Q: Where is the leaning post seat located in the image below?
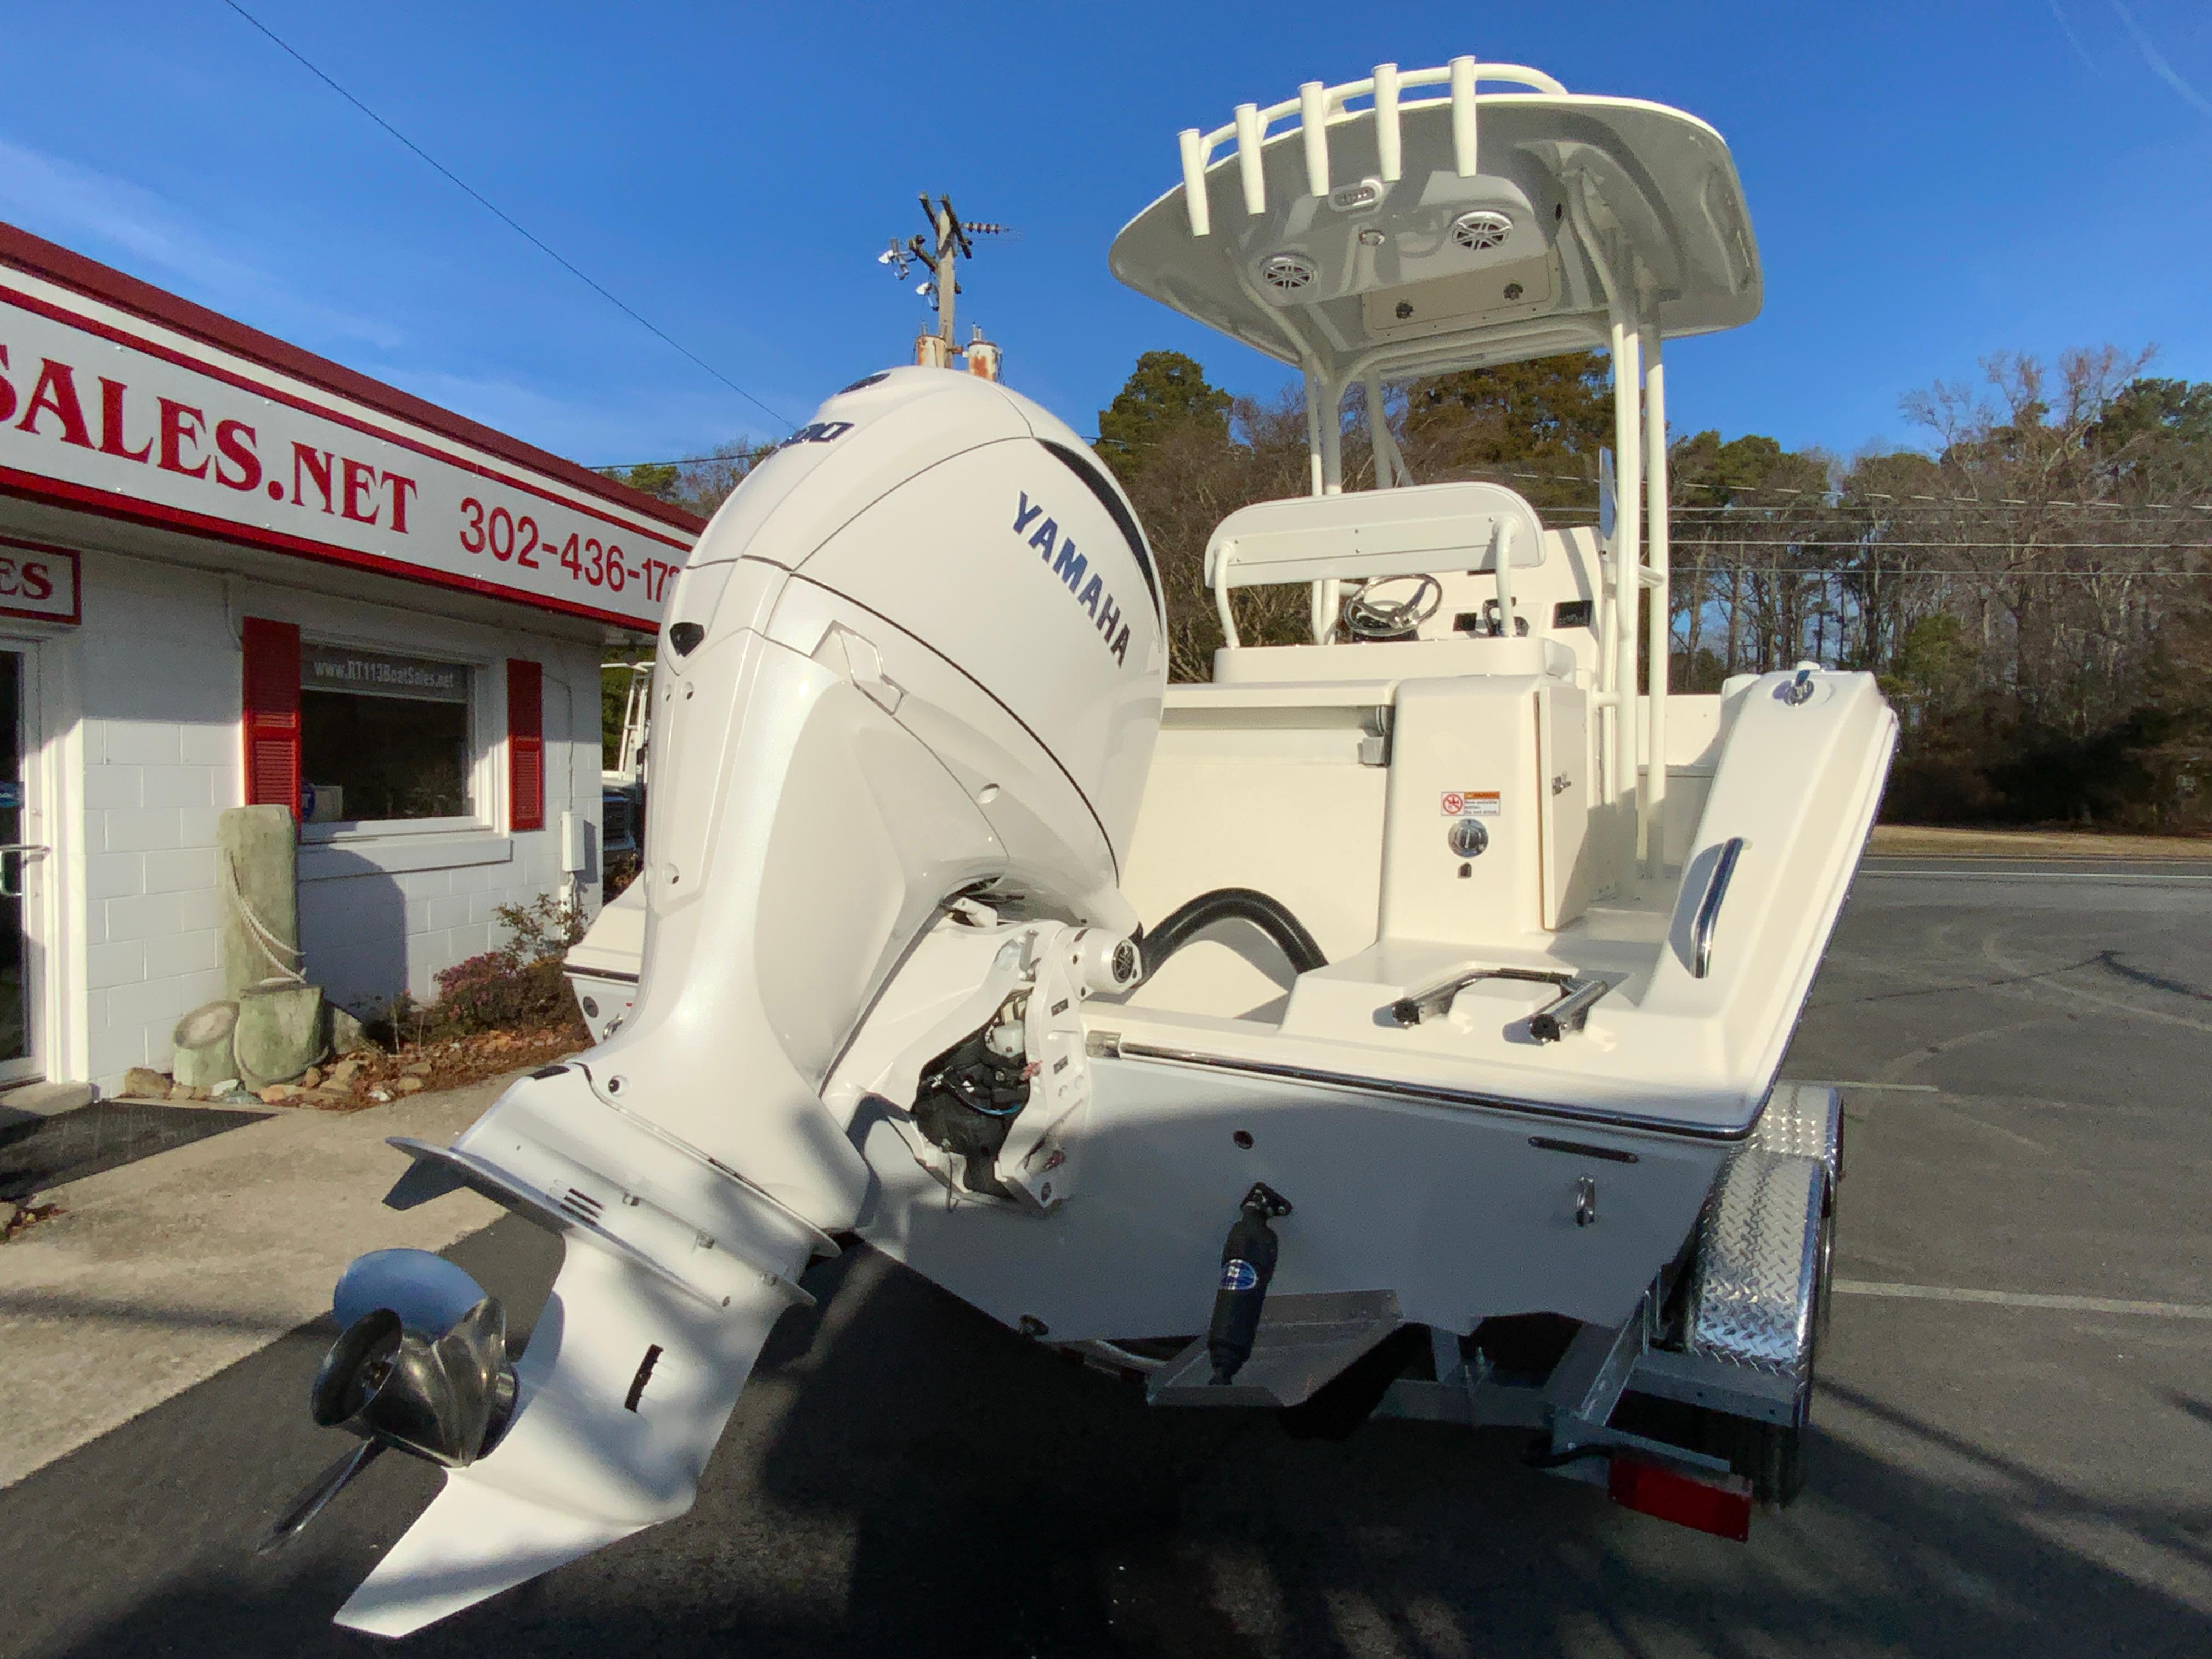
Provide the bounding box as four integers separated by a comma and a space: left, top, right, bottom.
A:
1204, 479, 1548, 649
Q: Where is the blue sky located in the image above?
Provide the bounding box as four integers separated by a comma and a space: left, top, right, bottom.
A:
4, 2, 2208, 473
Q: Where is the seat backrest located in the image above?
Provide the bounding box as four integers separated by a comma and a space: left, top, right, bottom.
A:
1210, 634, 1575, 685
1204, 480, 1546, 595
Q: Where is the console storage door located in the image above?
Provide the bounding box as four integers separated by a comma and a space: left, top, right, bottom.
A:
1539, 681, 1594, 930
1379, 676, 1544, 940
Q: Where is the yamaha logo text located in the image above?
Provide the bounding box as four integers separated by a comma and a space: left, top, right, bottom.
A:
1012, 490, 1133, 665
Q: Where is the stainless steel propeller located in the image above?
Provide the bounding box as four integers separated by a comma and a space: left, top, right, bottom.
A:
253, 1251, 516, 1556
254, 1439, 386, 1556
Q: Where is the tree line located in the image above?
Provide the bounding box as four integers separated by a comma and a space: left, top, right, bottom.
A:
596, 349, 2212, 832
1093, 346, 2212, 833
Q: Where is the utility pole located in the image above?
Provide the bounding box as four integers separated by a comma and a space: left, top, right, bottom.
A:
877, 194, 1009, 377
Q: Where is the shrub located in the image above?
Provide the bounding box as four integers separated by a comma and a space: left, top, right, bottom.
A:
430, 894, 589, 1039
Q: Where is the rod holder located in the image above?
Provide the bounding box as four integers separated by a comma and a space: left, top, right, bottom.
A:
1179, 128, 1210, 236
1530, 975, 1615, 1043
1451, 55, 1479, 175
1374, 63, 1403, 181
1299, 81, 1330, 198
1235, 104, 1266, 214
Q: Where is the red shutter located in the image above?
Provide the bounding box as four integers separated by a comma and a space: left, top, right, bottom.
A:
241, 617, 301, 817
507, 658, 545, 832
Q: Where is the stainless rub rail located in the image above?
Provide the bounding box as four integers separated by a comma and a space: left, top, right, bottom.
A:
1090, 1036, 1762, 1142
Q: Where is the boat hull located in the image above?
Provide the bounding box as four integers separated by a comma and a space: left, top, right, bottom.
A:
856, 1051, 1730, 1341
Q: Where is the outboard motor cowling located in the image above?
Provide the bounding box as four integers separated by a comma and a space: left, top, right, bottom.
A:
273, 369, 1168, 1636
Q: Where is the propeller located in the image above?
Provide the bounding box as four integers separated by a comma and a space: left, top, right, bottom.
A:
254, 1250, 516, 1556
255, 1440, 386, 1555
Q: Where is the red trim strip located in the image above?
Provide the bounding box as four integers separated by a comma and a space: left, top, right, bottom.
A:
0, 219, 707, 536
0, 466, 655, 634
0, 281, 690, 554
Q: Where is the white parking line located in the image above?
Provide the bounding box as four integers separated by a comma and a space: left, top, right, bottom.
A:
1835, 1280, 2212, 1320
1793, 1080, 1938, 1093
1863, 869, 2212, 884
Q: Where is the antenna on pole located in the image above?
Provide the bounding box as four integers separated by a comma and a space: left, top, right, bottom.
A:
876, 193, 1010, 379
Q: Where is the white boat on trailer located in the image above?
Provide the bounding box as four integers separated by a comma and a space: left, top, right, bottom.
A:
261, 57, 1895, 1634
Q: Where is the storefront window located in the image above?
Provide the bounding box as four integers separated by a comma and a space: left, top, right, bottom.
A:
300, 644, 472, 825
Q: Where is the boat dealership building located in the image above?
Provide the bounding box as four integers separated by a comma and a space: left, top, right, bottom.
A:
0, 222, 692, 1098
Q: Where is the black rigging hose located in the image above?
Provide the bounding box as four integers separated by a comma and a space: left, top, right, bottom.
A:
1134, 888, 1328, 987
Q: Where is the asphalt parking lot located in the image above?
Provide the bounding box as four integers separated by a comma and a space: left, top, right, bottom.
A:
6, 859, 2211, 1658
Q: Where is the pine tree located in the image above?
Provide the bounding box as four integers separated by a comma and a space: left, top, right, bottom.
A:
1096, 351, 1232, 481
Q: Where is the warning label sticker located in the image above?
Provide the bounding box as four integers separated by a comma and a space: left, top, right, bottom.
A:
1440, 790, 1503, 818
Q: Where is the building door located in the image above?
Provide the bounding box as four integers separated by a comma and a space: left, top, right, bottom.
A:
0, 649, 44, 1084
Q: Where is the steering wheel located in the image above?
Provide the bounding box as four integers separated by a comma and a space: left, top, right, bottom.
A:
1342, 573, 1443, 641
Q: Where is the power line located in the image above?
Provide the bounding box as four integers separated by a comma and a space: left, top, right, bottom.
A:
593, 449, 774, 471
603, 439, 2210, 517
1637, 555, 2203, 562
1663, 509, 2200, 518
1766, 570, 2209, 577
1652, 540, 2211, 551
221, 1, 794, 432
1435, 467, 2212, 510
1090, 439, 2211, 511
1533, 507, 2196, 520
1662, 499, 2211, 513
586, 450, 2206, 522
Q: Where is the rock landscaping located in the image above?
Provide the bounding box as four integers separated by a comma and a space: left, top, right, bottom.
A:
120, 1025, 586, 1110
116, 894, 594, 1110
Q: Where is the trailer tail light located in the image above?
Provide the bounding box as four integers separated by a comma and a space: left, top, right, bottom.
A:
1607, 1456, 1753, 1542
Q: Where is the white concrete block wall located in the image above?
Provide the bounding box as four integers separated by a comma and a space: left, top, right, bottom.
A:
69, 560, 236, 1083
53, 551, 608, 1093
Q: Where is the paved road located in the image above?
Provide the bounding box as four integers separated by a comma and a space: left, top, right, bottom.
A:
8, 864, 2212, 1658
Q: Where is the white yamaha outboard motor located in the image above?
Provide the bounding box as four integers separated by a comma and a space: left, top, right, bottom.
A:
260, 368, 1166, 1634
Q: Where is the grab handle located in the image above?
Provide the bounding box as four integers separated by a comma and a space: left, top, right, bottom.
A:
1690, 837, 1745, 979
0, 842, 48, 901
